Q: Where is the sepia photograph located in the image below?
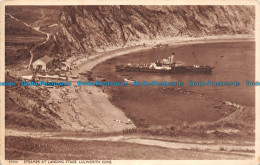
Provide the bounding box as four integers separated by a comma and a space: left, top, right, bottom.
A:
1, 0, 259, 164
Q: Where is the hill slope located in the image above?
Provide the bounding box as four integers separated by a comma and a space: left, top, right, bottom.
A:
44, 5, 254, 57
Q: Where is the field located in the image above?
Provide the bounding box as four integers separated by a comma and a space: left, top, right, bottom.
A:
5, 6, 62, 33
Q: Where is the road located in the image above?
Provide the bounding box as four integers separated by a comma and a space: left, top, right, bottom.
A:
6, 129, 254, 159
5, 13, 51, 69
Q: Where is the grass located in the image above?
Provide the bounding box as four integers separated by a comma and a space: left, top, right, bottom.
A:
123, 106, 254, 140
5, 76, 61, 130
5, 14, 46, 37
5, 11, 47, 65
6, 6, 62, 30
5, 136, 252, 160
5, 35, 46, 65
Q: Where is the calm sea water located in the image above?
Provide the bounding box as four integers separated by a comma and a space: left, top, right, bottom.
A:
93, 41, 255, 107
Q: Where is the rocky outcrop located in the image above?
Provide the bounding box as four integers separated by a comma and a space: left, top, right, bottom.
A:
45, 5, 254, 57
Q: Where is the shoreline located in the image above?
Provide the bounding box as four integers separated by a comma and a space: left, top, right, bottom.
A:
71, 34, 254, 74
54, 35, 254, 132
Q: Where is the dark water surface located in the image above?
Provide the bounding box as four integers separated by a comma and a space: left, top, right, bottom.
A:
92, 41, 255, 126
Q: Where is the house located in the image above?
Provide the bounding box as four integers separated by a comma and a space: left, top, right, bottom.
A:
32, 56, 53, 71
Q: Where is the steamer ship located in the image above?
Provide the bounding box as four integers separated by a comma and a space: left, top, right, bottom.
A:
115, 52, 214, 74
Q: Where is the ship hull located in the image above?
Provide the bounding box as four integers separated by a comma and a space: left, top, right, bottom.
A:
115, 65, 213, 74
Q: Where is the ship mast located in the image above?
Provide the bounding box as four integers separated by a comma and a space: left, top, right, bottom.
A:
170, 52, 176, 68
138, 43, 145, 66
170, 52, 175, 64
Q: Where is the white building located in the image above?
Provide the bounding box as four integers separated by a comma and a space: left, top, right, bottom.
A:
32, 56, 53, 71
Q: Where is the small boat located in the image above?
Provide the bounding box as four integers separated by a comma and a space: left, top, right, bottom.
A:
96, 76, 106, 82
124, 78, 136, 84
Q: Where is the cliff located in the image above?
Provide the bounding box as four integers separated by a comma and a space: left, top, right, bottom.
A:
44, 5, 254, 57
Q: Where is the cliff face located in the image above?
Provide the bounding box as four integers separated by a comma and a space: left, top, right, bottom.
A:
40, 6, 255, 57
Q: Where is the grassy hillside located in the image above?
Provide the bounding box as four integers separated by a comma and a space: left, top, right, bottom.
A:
5, 136, 252, 160
5, 6, 62, 33
5, 76, 61, 130
5, 6, 62, 65
5, 14, 46, 65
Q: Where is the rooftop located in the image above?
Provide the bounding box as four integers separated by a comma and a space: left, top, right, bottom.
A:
37, 55, 53, 64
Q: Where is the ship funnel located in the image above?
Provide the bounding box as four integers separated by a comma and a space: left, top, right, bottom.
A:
170, 52, 175, 64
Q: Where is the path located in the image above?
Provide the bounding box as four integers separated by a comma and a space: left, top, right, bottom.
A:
5, 13, 51, 69
6, 129, 254, 159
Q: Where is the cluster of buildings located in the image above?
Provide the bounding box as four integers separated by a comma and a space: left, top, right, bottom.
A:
8, 55, 71, 81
